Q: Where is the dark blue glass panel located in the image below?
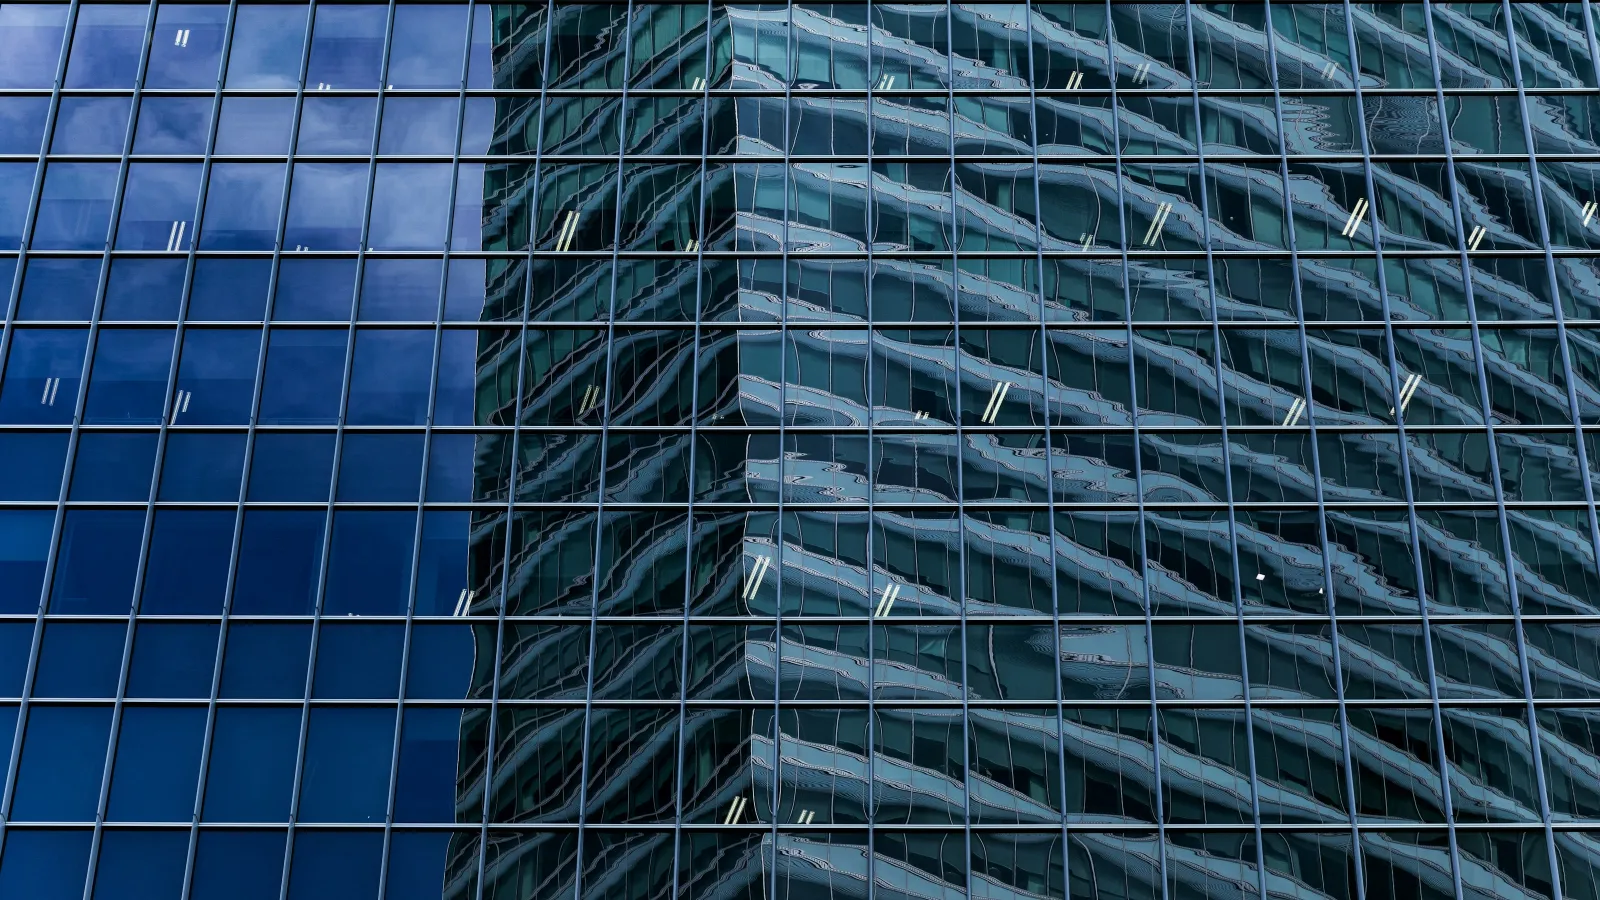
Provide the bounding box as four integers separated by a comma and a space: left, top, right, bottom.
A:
214, 97, 296, 155
0, 431, 69, 500
33, 162, 118, 249
50, 96, 131, 154
126, 621, 218, 698
359, 258, 442, 320
190, 830, 286, 900
0, 509, 52, 612
107, 706, 206, 822
258, 328, 347, 425
296, 97, 377, 155
393, 707, 464, 823
284, 163, 368, 250
200, 163, 286, 250
337, 432, 424, 501
0, 621, 32, 695
347, 329, 434, 425
49, 509, 144, 613
286, 831, 383, 900
389, 5, 469, 89
133, 96, 215, 154
140, 509, 236, 614
64, 4, 148, 88
324, 510, 417, 616
225, 4, 308, 88
91, 830, 190, 900
0, 705, 14, 779
307, 4, 387, 89
174, 328, 262, 423
0, 5, 69, 89
296, 707, 394, 823
312, 623, 404, 699
190, 257, 272, 320
158, 432, 246, 500
0, 255, 13, 309
405, 624, 475, 700
424, 432, 474, 502
0, 830, 92, 900
202, 707, 301, 821
33, 621, 126, 697
69, 431, 158, 500
220, 622, 311, 699
116, 162, 203, 251
83, 327, 175, 424
369, 164, 453, 250
0, 328, 87, 423
274, 257, 357, 320
102, 258, 187, 320
0, 96, 48, 154
378, 98, 460, 155
18, 257, 101, 320
232, 510, 324, 615
248, 432, 336, 500
9, 706, 113, 821
415, 511, 470, 617
384, 831, 457, 900
145, 5, 228, 89
443, 258, 489, 320
0, 162, 36, 248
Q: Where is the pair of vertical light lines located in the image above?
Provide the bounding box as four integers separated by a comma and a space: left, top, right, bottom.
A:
720, 797, 817, 825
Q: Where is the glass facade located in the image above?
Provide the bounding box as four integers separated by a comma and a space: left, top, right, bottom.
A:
4, 0, 1600, 898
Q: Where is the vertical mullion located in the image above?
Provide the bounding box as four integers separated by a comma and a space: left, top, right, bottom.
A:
768, 3, 794, 895
863, 2, 878, 893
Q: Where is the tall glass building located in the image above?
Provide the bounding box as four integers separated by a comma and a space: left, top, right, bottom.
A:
5, 1, 1600, 899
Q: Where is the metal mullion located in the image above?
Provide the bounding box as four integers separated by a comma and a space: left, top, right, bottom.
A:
769, 4, 794, 894
1178, 5, 1270, 898
0, 0, 84, 852
1259, 2, 1370, 895
1019, 0, 1071, 889
863, 1, 879, 896
572, 2, 635, 893
75, 2, 180, 896
1361, 4, 1467, 896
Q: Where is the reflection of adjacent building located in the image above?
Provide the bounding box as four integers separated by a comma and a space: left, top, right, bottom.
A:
450, 4, 1600, 899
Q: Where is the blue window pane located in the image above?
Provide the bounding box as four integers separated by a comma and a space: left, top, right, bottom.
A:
49, 509, 144, 614
287, 831, 382, 900
378, 97, 460, 155
369, 164, 453, 250
248, 432, 335, 501
337, 432, 424, 501
312, 623, 404, 699
190, 830, 286, 900
116, 163, 202, 250
64, 4, 148, 88
200, 163, 285, 250
415, 511, 470, 617
389, 5, 470, 89
424, 432, 474, 502
9, 706, 113, 821
284, 163, 368, 251
18, 256, 100, 320
133, 96, 215, 155
347, 329, 434, 425
0, 328, 87, 423
146, 4, 228, 89
384, 831, 459, 900
158, 432, 246, 500
232, 510, 324, 615
0, 432, 68, 501
50, 96, 131, 154
33, 621, 126, 697
83, 327, 175, 424
258, 328, 347, 425
296, 96, 377, 155
225, 5, 308, 88
220, 623, 311, 699
190, 258, 272, 320
0, 705, 13, 779
107, 706, 206, 822
296, 707, 395, 823
91, 830, 190, 900
0, 256, 14, 309
0, 509, 53, 612
432, 329, 477, 425
443, 258, 490, 321
0, 830, 92, 900
306, 4, 387, 89
202, 708, 301, 822
103, 258, 187, 320
173, 328, 262, 424
405, 624, 476, 700
69, 431, 157, 500
0, 621, 32, 695
126, 621, 218, 699
324, 510, 417, 616
0, 162, 37, 248
274, 257, 357, 320
393, 707, 465, 823
0, 5, 69, 89
359, 258, 442, 320
0, 96, 49, 153
215, 96, 296, 155
33, 163, 118, 250
140, 509, 236, 614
